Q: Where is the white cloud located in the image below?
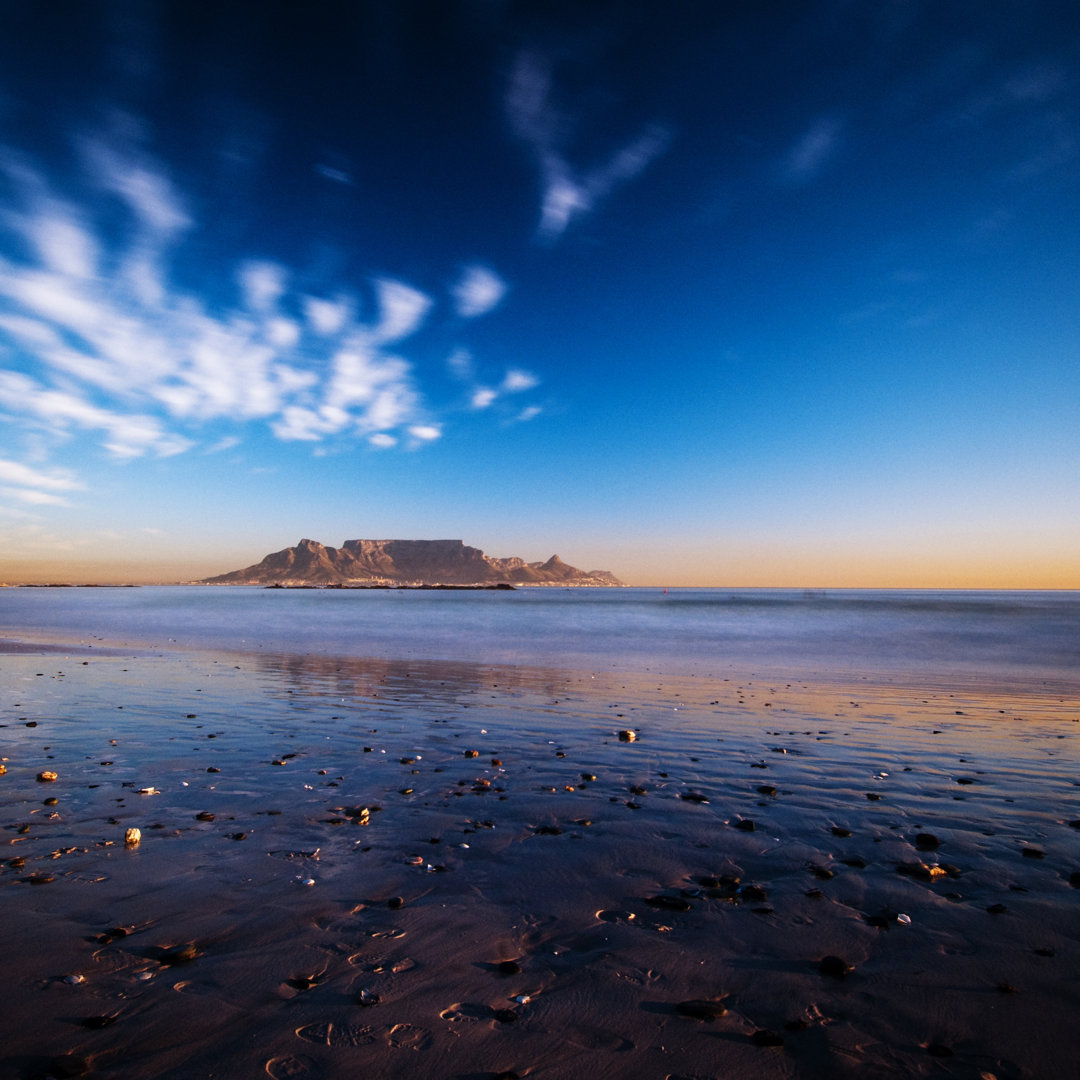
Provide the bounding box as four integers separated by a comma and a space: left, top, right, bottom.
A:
303, 295, 350, 336
446, 347, 474, 380
408, 424, 442, 442
315, 164, 352, 184
782, 117, 843, 183
452, 264, 507, 318
517, 405, 542, 422
0, 128, 535, 479
239, 261, 286, 313
205, 435, 241, 454
502, 368, 539, 393
506, 51, 670, 242
27, 211, 99, 279
368, 278, 431, 344
0, 458, 81, 491
0, 485, 70, 506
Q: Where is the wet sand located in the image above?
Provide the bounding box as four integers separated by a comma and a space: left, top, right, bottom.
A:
1, 644, 1078, 1079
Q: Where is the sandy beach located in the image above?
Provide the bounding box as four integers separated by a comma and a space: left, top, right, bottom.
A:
1, 636, 1078, 1080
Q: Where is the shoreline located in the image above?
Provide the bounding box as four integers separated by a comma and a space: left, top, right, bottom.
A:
1, 643, 1078, 1079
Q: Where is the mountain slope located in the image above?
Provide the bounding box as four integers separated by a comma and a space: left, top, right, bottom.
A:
202, 538, 622, 586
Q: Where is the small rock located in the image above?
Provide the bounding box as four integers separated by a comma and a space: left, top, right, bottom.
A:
158, 943, 198, 966
1021, 847, 1045, 859
676, 999, 727, 1020
493, 1008, 519, 1023
617, 730, 637, 742
915, 833, 940, 850
387, 896, 404, 909
680, 791, 708, 804
751, 1029, 785, 1047
497, 959, 522, 975
818, 955, 853, 978
37, 771, 58, 783
196, 811, 215, 822
830, 826, 852, 838
645, 895, 692, 912
733, 819, 756, 832
124, 828, 141, 847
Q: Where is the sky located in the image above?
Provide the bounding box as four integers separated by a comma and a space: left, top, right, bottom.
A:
0, 1, 1077, 587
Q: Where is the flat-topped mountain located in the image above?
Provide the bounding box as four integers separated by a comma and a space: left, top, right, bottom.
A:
201, 538, 623, 587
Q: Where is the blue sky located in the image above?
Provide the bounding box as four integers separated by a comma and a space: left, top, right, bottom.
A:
0, 1, 1077, 586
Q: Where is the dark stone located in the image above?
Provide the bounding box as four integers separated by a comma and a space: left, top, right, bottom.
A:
915, 833, 940, 850
733, 819, 756, 832
830, 826, 852, 837
534, 825, 562, 836
751, 1029, 785, 1047
388, 896, 404, 909
986, 903, 1009, 914
676, 999, 727, 1021
493, 1008, 519, 1023
818, 955, 852, 978
81, 1015, 118, 1029
680, 792, 708, 804
196, 811, 215, 822
1021, 847, 1045, 859
158, 943, 198, 966
497, 960, 522, 975
645, 894, 692, 912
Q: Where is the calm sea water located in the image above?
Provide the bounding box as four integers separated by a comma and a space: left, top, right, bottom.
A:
1, 586, 1077, 684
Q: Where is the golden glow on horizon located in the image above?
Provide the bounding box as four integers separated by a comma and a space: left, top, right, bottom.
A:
2, 550, 1076, 589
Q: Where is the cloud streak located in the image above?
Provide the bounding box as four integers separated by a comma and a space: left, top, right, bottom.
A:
0, 135, 537, 488
506, 51, 670, 242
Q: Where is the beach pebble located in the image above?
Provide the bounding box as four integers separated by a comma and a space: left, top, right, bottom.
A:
617, 730, 637, 742
733, 819, 756, 832
830, 826, 852, 838
751, 1029, 785, 1047
64, 974, 86, 985
80, 1015, 118, 1029
915, 833, 941, 850
497, 960, 522, 975
675, 999, 726, 1020
645, 895, 692, 912
818, 955, 853, 978
196, 811, 215, 822
680, 791, 708, 804
124, 828, 141, 847
37, 771, 58, 783
388, 896, 404, 909
1021, 847, 1044, 859
158, 943, 198, 966
493, 1008, 519, 1023
355, 989, 381, 1006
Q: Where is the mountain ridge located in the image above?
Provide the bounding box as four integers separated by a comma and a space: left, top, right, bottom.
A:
201, 538, 623, 587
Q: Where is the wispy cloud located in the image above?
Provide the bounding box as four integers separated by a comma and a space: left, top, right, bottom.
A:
0, 133, 519, 486
506, 51, 670, 242
451, 264, 507, 318
781, 116, 843, 184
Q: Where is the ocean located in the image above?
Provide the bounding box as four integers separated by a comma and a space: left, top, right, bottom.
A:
1, 585, 1077, 684
2, 585, 1079, 1078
